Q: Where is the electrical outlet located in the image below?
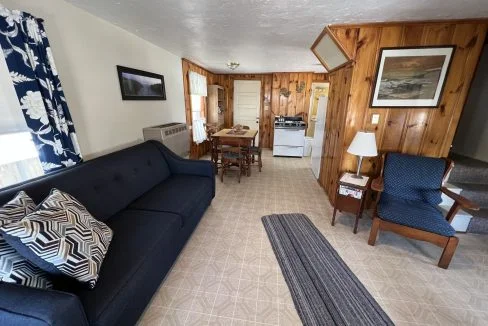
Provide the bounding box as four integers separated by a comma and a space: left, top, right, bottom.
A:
371, 114, 380, 125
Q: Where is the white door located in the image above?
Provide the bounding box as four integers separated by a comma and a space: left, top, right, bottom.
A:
233, 80, 261, 145
311, 96, 327, 179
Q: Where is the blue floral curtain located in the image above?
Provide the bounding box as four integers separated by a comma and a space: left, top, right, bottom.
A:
0, 8, 82, 172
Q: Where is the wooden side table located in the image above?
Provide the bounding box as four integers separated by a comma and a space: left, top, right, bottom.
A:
332, 172, 371, 234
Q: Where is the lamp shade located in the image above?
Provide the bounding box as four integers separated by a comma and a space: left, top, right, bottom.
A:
347, 131, 378, 157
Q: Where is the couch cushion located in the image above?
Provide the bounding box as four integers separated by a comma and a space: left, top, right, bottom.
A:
383, 153, 446, 206
129, 175, 213, 224
1, 189, 113, 289
68, 209, 182, 325
0, 191, 52, 290
0, 142, 172, 222
378, 193, 455, 237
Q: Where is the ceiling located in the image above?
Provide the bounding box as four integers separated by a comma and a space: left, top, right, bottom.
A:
66, 0, 488, 74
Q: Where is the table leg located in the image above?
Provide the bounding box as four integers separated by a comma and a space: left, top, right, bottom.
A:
353, 213, 360, 234
332, 207, 337, 226
354, 195, 366, 233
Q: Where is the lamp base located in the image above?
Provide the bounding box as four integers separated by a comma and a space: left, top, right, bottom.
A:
352, 156, 364, 180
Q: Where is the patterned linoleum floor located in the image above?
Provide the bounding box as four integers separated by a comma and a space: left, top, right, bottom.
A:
138, 150, 488, 326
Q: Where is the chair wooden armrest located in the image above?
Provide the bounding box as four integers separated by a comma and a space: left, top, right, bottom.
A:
441, 187, 479, 211
371, 177, 384, 192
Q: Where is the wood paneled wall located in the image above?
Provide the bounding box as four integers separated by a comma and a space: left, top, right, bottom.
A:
319, 20, 488, 202
212, 74, 273, 148
181, 59, 217, 158
318, 66, 353, 197
213, 72, 327, 148
182, 60, 327, 153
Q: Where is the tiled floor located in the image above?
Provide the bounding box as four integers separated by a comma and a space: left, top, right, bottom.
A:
138, 150, 488, 326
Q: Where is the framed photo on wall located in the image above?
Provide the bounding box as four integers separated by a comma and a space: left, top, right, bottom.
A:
370, 46, 455, 108
117, 65, 166, 100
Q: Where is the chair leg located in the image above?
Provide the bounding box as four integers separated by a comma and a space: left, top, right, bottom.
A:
258, 152, 262, 172
220, 161, 225, 183
438, 236, 459, 269
368, 217, 381, 246
238, 159, 241, 183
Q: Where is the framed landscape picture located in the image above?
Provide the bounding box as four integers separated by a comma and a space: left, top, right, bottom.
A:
117, 65, 166, 100
370, 46, 455, 108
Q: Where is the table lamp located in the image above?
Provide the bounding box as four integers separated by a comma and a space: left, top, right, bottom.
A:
347, 131, 378, 179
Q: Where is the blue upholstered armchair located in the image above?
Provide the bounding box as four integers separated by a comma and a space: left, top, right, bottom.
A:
368, 153, 478, 269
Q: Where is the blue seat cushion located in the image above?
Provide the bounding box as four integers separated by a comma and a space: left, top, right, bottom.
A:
64, 209, 182, 325
383, 153, 446, 206
129, 175, 213, 225
378, 194, 455, 237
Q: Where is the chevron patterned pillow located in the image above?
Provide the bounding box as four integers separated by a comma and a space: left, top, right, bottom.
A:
0, 189, 113, 289
0, 191, 53, 289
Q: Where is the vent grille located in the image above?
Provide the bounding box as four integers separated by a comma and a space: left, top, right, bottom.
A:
143, 123, 189, 157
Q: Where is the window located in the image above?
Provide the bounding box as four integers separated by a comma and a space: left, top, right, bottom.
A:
0, 132, 43, 188
191, 94, 204, 120
0, 44, 43, 188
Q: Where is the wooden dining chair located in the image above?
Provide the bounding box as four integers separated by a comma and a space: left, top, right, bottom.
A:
218, 137, 247, 183
240, 126, 262, 172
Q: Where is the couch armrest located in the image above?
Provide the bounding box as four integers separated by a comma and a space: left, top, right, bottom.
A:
151, 141, 215, 197
0, 283, 88, 326
371, 177, 384, 192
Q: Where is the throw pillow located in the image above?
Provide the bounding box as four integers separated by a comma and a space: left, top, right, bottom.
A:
0, 189, 113, 289
0, 191, 52, 289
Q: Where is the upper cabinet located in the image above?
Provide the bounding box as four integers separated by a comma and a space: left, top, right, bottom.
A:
207, 85, 225, 130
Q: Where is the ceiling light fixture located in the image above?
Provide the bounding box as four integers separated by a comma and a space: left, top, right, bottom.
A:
227, 62, 240, 70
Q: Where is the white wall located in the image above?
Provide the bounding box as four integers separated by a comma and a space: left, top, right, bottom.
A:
2, 0, 185, 159
452, 45, 488, 162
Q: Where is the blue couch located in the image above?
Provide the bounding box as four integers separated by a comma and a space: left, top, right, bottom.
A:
0, 141, 215, 326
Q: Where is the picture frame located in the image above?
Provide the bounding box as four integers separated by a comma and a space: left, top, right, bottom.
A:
310, 26, 352, 73
370, 46, 455, 108
116, 65, 166, 100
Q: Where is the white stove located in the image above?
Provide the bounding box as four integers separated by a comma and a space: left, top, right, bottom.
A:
273, 116, 306, 157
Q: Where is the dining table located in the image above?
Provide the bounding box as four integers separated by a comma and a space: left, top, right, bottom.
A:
210, 128, 258, 176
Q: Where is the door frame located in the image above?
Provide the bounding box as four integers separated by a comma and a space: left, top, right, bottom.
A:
233, 79, 262, 144
307, 83, 329, 136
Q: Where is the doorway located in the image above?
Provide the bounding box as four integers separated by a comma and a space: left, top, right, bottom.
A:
307, 83, 329, 137
233, 80, 261, 145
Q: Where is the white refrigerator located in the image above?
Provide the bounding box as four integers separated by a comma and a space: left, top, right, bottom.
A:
311, 96, 327, 179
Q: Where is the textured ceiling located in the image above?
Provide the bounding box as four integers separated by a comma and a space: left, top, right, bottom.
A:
66, 0, 488, 73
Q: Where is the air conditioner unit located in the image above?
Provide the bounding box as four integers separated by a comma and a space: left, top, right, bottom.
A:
143, 123, 190, 158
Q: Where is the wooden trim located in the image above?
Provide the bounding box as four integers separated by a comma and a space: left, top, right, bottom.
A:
371, 177, 384, 192
438, 236, 459, 269
311, 26, 353, 72
368, 217, 381, 245
326, 60, 354, 73
441, 187, 480, 210
182, 58, 214, 75
375, 217, 449, 247
330, 18, 488, 29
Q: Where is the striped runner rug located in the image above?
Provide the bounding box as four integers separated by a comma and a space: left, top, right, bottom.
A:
262, 213, 394, 326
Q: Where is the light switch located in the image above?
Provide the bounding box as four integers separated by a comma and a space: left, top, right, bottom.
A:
371, 114, 380, 125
